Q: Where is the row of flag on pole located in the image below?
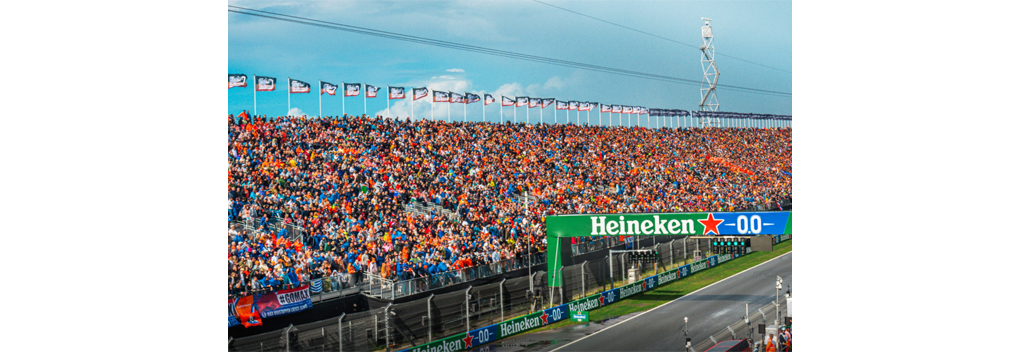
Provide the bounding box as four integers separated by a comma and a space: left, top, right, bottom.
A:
228, 74, 407, 99
229, 74, 652, 115
229, 73, 792, 121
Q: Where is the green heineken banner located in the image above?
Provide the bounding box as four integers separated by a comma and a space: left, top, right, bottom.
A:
570, 311, 589, 322
545, 211, 792, 286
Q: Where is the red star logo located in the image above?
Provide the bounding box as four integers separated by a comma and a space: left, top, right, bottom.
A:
642, 281, 647, 290
462, 333, 474, 348
699, 213, 723, 235
598, 294, 605, 306
540, 311, 550, 324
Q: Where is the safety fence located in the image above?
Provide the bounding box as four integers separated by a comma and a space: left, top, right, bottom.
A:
227, 235, 790, 351
360, 252, 546, 300
691, 297, 789, 352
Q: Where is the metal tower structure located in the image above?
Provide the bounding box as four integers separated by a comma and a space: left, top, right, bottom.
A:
698, 17, 720, 128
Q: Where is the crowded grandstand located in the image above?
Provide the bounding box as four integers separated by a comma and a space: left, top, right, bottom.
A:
227, 113, 792, 298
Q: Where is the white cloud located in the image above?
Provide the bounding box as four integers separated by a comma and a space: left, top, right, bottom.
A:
287, 107, 307, 117
446, 68, 464, 73
542, 76, 566, 91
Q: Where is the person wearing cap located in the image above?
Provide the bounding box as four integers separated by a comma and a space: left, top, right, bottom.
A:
765, 333, 777, 352
777, 327, 787, 351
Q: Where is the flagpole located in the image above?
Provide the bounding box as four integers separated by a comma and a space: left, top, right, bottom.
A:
366, 87, 369, 117
500, 103, 503, 124
412, 95, 415, 121
599, 106, 602, 126
587, 109, 590, 126
342, 83, 346, 117
387, 88, 390, 119
288, 78, 291, 116
253, 78, 257, 117
514, 105, 517, 124
464, 100, 466, 122
540, 102, 543, 124
431, 98, 434, 121
554, 101, 557, 124
483, 100, 486, 122
526, 103, 529, 124
447, 100, 450, 122
318, 80, 322, 118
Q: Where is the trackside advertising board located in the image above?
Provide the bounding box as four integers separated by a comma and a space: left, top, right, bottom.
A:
399, 235, 792, 352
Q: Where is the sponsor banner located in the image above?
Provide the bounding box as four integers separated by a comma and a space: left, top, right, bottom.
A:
413, 87, 429, 100
320, 81, 337, 96
709, 255, 718, 268
434, 91, 450, 103
403, 332, 467, 352
528, 97, 540, 108
228, 74, 247, 88
255, 76, 276, 92
622, 106, 632, 114
253, 285, 313, 319
484, 93, 495, 105
366, 84, 379, 98
570, 311, 589, 322
501, 95, 514, 106
717, 253, 733, 264
541, 98, 554, 108
657, 266, 679, 285
643, 276, 658, 291
515, 96, 528, 107
676, 264, 692, 280
619, 281, 644, 300
344, 83, 361, 97
689, 258, 710, 274
463, 325, 498, 349
555, 100, 568, 110
600, 104, 611, 113
389, 86, 405, 99
289, 79, 311, 94
611, 105, 622, 113
567, 294, 603, 313
466, 93, 481, 104
546, 212, 792, 239
450, 92, 465, 103
568, 101, 578, 110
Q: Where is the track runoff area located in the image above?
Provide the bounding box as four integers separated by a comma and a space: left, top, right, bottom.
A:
400, 211, 792, 352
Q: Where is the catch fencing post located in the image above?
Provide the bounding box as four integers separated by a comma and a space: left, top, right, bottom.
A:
465, 286, 472, 332
338, 312, 345, 352
669, 240, 675, 270
558, 266, 564, 306
499, 278, 506, 321
374, 314, 378, 343
427, 294, 434, 342
285, 324, 294, 352
609, 251, 614, 289
385, 303, 392, 352
581, 261, 587, 297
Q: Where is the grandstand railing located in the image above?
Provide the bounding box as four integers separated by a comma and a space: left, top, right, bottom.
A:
358, 252, 547, 300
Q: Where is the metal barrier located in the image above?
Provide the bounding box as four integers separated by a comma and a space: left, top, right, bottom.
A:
358, 253, 547, 300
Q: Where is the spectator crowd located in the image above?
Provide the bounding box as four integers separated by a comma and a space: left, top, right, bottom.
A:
227, 113, 792, 298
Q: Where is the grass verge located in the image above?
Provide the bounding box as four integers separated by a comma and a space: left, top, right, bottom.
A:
526, 239, 792, 334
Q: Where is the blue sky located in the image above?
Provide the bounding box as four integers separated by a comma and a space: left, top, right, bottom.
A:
228, 0, 791, 122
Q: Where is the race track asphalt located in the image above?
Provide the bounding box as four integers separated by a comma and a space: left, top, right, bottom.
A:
471, 251, 792, 352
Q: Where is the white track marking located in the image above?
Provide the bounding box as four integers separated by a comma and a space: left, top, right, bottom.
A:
548, 251, 792, 352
